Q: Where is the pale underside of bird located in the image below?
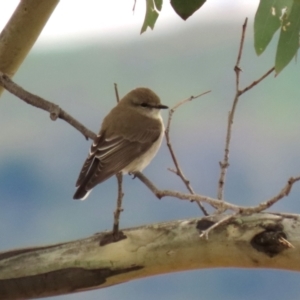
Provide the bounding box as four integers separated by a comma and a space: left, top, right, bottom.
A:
73, 87, 168, 200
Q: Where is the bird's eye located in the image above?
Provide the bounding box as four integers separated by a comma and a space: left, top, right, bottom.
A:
140, 103, 148, 107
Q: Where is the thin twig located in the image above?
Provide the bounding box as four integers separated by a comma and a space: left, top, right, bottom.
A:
278, 237, 295, 249
199, 213, 238, 239
217, 18, 275, 204
135, 172, 300, 215
240, 176, 300, 214
132, 0, 137, 12
239, 67, 275, 95
113, 173, 124, 236
165, 91, 211, 216
217, 18, 248, 202
114, 83, 120, 102
0, 71, 96, 140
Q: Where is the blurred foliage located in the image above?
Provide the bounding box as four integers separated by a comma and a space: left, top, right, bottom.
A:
140, 0, 162, 33
141, 0, 300, 74
254, 0, 300, 74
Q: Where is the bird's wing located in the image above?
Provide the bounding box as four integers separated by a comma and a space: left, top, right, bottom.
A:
75, 126, 161, 191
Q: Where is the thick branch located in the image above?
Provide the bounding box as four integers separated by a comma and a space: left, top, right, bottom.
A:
0, 0, 59, 96
0, 213, 298, 299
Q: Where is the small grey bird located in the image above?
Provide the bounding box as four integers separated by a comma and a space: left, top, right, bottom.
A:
73, 87, 168, 200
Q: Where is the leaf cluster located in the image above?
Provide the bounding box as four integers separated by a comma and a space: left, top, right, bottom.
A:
141, 0, 300, 74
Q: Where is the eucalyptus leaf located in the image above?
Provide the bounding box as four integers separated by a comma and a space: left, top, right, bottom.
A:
154, 0, 162, 11
171, 0, 206, 20
141, 0, 160, 34
275, 0, 300, 74
254, 0, 293, 55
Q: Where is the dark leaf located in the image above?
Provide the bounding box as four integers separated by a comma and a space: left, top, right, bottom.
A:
154, 0, 162, 11
171, 0, 206, 20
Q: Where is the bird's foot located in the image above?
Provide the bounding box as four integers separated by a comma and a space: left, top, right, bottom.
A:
99, 228, 127, 246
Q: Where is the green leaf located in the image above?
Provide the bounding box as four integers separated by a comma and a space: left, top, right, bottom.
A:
141, 0, 160, 34
275, 0, 300, 74
154, 0, 162, 11
171, 0, 206, 20
254, 0, 293, 55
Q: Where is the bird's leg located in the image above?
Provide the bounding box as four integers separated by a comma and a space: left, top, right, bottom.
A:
100, 172, 127, 246
113, 172, 125, 237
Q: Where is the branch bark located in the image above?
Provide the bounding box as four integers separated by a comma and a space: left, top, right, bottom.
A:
0, 213, 298, 299
0, 0, 59, 96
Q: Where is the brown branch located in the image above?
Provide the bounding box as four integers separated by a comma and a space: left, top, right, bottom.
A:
217, 18, 275, 204
0, 71, 96, 140
239, 67, 275, 95
165, 91, 211, 216
217, 18, 248, 202
136, 172, 300, 215
241, 176, 300, 214
114, 83, 120, 102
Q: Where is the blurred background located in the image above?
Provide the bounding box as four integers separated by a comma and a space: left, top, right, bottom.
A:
1, 0, 300, 299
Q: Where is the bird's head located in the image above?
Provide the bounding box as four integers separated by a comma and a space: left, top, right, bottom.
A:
121, 87, 168, 118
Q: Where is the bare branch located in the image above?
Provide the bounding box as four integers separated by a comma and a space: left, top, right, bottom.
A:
217, 18, 274, 203
136, 172, 300, 215
239, 67, 275, 95
241, 176, 300, 214
0, 0, 59, 96
0, 71, 96, 140
114, 83, 120, 102
165, 91, 211, 216
217, 18, 248, 201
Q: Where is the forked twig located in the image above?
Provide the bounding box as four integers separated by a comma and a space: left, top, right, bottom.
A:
217, 18, 275, 203
135, 172, 300, 216
165, 91, 211, 216
217, 18, 248, 202
239, 67, 275, 95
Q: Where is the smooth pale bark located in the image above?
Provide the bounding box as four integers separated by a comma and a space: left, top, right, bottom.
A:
0, 213, 299, 299
0, 0, 59, 96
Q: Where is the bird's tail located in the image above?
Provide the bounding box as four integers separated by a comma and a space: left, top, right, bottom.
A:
73, 159, 100, 200
73, 186, 91, 200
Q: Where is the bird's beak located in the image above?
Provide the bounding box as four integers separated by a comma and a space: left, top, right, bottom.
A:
157, 104, 169, 109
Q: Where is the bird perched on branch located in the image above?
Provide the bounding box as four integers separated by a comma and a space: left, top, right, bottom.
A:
73, 87, 168, 200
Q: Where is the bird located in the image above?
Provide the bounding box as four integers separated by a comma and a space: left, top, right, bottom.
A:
73, 87, 168, 200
